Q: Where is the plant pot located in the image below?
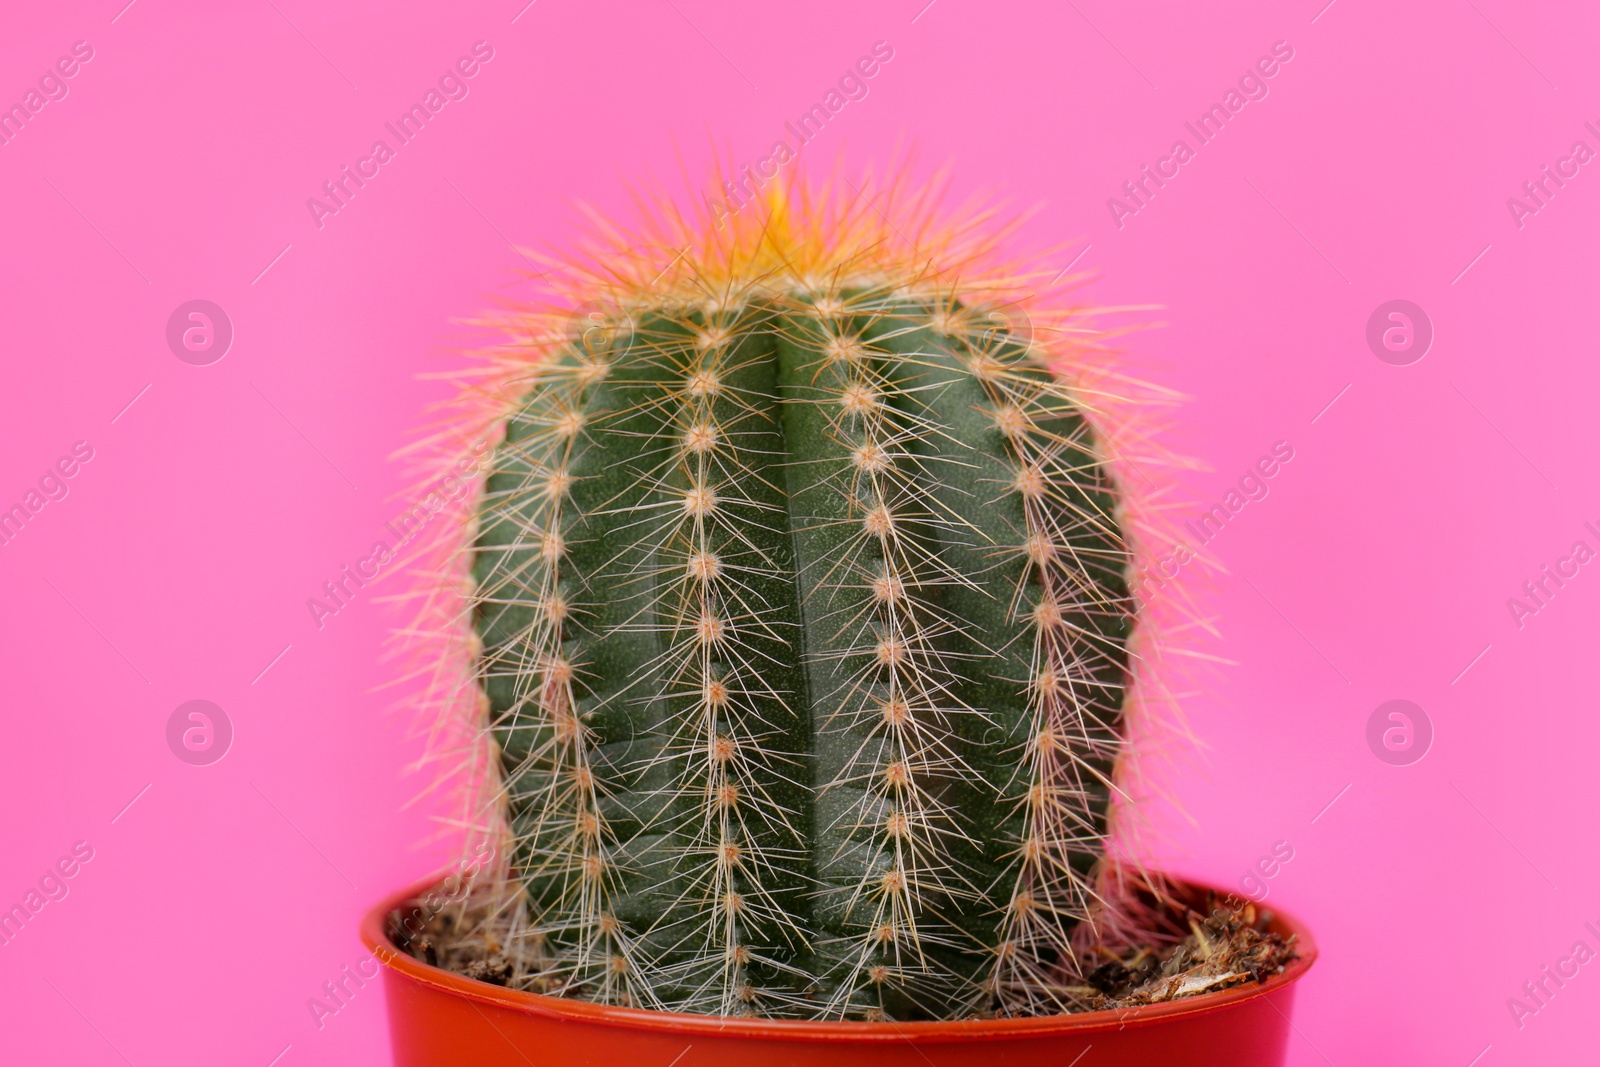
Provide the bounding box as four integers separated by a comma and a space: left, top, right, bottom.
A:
363, 877, 1317, 1066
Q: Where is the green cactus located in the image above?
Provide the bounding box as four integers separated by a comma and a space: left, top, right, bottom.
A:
463, 184, 1134, 1021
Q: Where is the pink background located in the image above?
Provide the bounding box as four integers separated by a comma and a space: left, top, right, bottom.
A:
2, 1, 1597, 1063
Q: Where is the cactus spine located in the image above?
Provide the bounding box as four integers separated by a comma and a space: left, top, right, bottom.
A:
465, 181, 1134, 1021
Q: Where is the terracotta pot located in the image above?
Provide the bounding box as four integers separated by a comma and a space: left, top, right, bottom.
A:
363, 877, 1316, 1067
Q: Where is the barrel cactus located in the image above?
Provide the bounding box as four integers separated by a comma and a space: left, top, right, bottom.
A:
436, 174, 1143, 1022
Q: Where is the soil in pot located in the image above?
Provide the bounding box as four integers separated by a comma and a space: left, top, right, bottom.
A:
390, 879, 1299, 1019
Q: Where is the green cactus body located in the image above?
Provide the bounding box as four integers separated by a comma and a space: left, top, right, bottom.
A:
470, 270, 1132, 1020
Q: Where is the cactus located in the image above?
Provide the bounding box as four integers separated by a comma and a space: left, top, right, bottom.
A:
452, 175, 1139, 1022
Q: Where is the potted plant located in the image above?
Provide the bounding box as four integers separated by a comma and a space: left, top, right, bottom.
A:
365, 170, 1316, 1066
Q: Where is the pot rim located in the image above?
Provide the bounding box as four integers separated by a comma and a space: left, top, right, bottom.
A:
363, 874, 1316, 1045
